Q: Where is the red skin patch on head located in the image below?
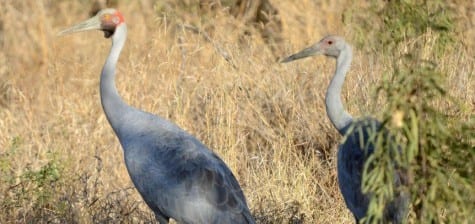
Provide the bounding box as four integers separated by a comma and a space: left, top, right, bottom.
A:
114, 10, 125, 24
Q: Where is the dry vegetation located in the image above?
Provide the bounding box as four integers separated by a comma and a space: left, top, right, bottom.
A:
0, 0, 473, 223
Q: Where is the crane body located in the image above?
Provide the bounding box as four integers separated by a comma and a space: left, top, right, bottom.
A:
282, 35, 408, 223
59, 8, 255, 224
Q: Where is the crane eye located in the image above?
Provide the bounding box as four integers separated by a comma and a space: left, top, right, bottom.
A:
328, 40, 333, 45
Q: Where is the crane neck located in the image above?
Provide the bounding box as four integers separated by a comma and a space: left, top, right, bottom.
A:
100, 24, 131, 134
325, 44, 354, 135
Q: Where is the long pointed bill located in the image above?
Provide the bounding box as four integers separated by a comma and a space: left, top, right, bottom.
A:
58, 15, 102, 36
280, 45, 322, 63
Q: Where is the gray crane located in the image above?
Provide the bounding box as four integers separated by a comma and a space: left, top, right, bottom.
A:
59, 8, 255, 224
281, 35, 408, 223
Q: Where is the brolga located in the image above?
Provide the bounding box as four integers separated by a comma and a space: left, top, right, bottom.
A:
281, 35, 408, 223
59, 9, 255, 224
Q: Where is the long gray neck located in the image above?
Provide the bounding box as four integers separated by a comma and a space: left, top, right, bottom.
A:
325, 44, 354, 135
100, 24, 131, 133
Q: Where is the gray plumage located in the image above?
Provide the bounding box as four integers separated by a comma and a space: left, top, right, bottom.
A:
59, 8, 255, 224
281, 35, 408, 223
338, 119, 408, 223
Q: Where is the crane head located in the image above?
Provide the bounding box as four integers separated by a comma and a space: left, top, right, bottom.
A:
280, 35, 347, 63
58, 8, 125, 39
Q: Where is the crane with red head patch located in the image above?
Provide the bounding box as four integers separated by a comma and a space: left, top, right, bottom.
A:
58, 8, 124, 38
59, 8, 255, 224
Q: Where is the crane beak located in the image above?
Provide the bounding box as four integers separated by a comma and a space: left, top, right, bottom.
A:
58, 15, 102, 36
280, 45, 322, 63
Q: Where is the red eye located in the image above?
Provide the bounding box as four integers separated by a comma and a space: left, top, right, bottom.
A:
328, 40, 333, 45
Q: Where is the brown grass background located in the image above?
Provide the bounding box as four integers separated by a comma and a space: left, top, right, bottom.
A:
0, 0, 473, 223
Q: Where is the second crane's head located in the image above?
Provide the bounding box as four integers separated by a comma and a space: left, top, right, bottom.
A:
281, 35, 348, 63
58, 8, 125, 39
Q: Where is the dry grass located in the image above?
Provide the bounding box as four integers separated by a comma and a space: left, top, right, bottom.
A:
0, 0, 473, 223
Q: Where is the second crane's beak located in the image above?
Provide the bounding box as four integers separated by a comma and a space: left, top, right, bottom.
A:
58, 15, 102, 36
280, 45, 323, 63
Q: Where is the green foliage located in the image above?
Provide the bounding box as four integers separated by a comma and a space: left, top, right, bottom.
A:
344, 0, 455, 57
372, 53, 474, 223
0, 147, 156, 223
0, 147, 69, 223
0, 136, 22, 184
360, 121, 405, 223
376, 0, 454, 55
345, 0, 474, 223
22, 158, 61, 208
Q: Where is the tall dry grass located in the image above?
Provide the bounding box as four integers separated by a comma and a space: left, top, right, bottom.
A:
0, 0, 473, 223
